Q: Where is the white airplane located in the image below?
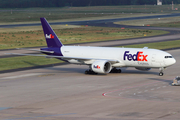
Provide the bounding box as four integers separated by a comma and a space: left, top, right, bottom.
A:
8, 18, 176, 76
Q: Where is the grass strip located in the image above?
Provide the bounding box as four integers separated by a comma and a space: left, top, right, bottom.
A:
122, 40, 180, 49
0, 56, 63, 71
0, 27, 168, 50
151, 22, 180, 28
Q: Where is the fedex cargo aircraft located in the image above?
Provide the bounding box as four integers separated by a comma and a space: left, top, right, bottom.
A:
9, 18, 176, 76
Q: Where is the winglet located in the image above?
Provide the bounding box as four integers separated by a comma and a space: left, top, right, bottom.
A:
40, 18, 63, 48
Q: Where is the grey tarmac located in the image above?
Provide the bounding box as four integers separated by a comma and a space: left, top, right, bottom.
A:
0, 49, 179, 120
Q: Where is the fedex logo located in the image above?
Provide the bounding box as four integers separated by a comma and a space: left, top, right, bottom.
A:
94, 65, 101, 69
46, 34, 54, 39
124, 51, 148, 61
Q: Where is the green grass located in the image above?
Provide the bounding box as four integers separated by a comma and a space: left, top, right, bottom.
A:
0, 56, 63, 71
122, 40, 180, 49
0, 40, 180, 72
0, 27, 169, 49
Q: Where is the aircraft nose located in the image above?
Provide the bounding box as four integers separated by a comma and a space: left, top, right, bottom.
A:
172, 58, 176, 64
169, 58, 176, 66
165, 57, 176, 66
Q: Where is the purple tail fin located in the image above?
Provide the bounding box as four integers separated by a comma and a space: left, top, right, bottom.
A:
40, 18, 63, 48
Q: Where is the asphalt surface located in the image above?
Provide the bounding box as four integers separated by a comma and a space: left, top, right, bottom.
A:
0, 49, 179, 120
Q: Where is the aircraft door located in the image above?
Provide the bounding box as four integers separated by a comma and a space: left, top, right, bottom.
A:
152, 54, 156, 62
151, 54, 156, 67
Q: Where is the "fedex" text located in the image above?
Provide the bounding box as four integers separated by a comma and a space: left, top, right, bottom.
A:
46, 34, 54, 39
94, 65, 101, 69
124, 51, 148, 61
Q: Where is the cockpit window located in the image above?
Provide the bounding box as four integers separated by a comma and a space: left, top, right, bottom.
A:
165, 56, 173, 58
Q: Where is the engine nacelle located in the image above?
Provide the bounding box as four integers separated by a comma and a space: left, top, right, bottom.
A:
91, 60, 112, 74
135, 67, 151, 71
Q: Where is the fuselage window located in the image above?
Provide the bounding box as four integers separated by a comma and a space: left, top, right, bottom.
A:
165, 56, 173, 58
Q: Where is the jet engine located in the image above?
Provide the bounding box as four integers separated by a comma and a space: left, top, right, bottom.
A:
91, 60, 112, 74
135, 67, 151, 71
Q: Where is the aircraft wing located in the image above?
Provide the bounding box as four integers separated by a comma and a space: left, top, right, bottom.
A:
5, 53, 119, 64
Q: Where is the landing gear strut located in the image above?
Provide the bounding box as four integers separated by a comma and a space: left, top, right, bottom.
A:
110, 68, 122, 73
159, 67, 165, 76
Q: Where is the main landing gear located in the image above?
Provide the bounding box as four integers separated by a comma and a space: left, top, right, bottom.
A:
159, 67, 165, 76
85, 70, 97, 75
110, 68, 122, 73
85, 68, 122, 74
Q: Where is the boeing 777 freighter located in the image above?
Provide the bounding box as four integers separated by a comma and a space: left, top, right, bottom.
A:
8, 18, 176, 76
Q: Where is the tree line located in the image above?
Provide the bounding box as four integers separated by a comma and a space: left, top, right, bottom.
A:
1, 0, 180, 8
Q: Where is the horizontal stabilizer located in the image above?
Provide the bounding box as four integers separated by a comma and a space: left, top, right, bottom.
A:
16, 48, 54, 53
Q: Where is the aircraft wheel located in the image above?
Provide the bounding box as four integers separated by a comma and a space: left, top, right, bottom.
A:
85, 70, 88, 74
85, 70, 97, 75
118, 69, 122, 73
159, 72, 164, 76
110, 68, 121, 73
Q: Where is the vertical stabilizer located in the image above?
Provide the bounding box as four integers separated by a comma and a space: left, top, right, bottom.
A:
40, 18, 63, 48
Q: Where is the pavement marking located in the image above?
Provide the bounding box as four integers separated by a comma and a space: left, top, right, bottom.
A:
0, 73, 43, 79
144, 90, 148, 92
102, 93, 106, 96
103, 80, 176, 102
102, 81, 172, 100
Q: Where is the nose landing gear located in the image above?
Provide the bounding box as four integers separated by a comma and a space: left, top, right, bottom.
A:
159, 67, 165, 76
159, 72, 164, 76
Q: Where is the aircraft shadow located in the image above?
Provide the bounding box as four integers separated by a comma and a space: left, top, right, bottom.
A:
122, 69, 158, 76
23, 61, 160, 76
22, 61, 88, 74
